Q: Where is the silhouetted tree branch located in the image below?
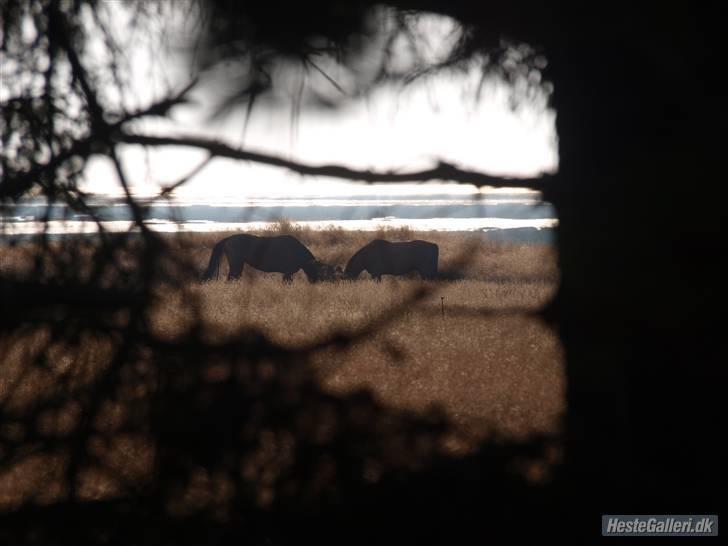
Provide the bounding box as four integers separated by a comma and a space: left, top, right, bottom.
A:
116, 132, 551, 190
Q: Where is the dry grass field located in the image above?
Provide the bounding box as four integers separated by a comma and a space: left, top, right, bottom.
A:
0, 226, 564, 511
169, 226, 563, 437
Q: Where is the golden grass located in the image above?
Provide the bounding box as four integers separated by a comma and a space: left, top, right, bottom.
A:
0, 229, 564, 507
182, 224, 559, 282
161, 277, 562, 442
156, 228, 563, 442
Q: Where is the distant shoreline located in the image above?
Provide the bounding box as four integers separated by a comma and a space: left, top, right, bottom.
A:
0, 225, 556, 246
1, 193, 557, 245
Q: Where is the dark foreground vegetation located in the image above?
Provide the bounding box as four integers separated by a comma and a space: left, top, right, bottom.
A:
1, 231, 564, 544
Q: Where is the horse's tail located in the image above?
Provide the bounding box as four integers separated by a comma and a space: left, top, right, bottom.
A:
201, 239, 226, 281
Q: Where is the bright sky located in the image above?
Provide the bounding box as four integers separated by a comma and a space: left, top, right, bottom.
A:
80, 7, 558, 201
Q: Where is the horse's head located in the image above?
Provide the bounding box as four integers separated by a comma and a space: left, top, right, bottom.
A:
318, 263, 344, 282
302, 260, 343, 282
342, 262, 362, 280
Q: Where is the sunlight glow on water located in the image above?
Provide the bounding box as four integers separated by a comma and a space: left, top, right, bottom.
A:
1, 217, 557, 235
1, 193, 556, 243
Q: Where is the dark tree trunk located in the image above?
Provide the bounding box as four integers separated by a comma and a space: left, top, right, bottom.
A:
543, 25, 726, 519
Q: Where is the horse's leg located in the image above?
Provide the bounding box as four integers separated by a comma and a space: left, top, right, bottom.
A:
228, 261, 244, 281
283, 273, 293, 283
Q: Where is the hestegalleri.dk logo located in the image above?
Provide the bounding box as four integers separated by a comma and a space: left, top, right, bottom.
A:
602, 515, 718, 537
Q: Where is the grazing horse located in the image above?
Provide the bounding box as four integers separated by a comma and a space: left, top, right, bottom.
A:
344, 239, 439, 281
201, 234, 335, 282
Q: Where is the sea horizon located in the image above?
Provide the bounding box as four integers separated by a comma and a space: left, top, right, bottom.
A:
1, 192, 557, 244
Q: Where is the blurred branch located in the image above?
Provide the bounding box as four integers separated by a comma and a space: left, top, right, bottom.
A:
115, 132, 552, 190
118, 79, 198, 124
158, 154, 213, 198
108, 147, 152, 235
48, 1, 105, 128
0, 136, 96, 199
1, 80, 197, 200
0, 278, 145, 317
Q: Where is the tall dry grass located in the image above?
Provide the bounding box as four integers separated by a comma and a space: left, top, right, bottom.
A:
154, 276, 563, 445
0, 229, 563, 508
155, 227, 563, 445
183, 223, 559, 283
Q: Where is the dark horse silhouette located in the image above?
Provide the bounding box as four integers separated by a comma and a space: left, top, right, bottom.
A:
344, 239, 439, 281
202, 234, 336, 282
